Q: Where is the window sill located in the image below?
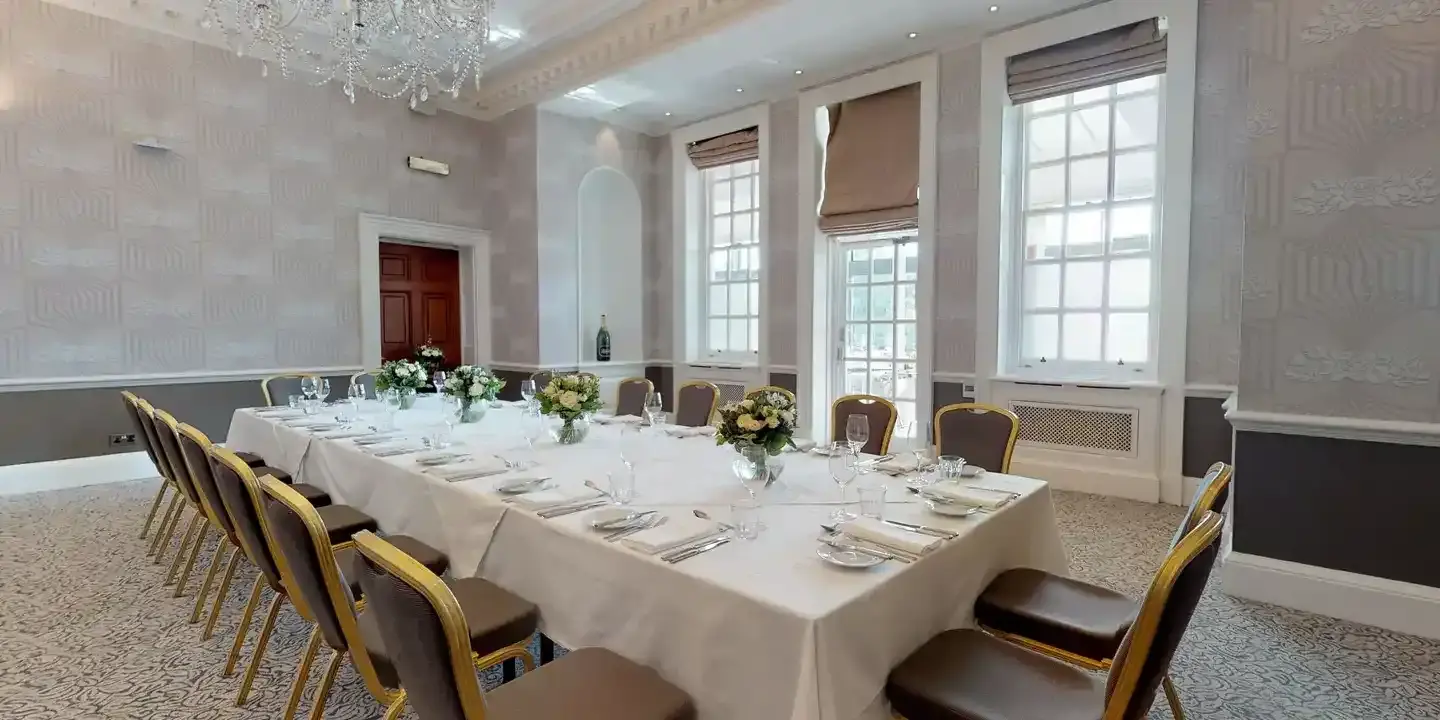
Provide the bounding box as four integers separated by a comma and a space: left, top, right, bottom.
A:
992, 374, 1164, 392
686, 361, 761, 371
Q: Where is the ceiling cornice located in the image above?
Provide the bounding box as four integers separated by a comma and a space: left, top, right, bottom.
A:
470, 0, 782, 120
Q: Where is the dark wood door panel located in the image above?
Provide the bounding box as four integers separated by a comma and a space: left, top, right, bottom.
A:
380, 292, 411, 362
379, 255, 410, 280
378, 241, 462, 367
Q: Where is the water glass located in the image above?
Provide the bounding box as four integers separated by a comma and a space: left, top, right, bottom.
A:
301, 376, 318, 399
827, 442, 858, 522
846, 414, 870, 453
938, 455, 966, 482
520, 379, 537, 403
857, 485, 887, 520
432, 371, 448, 396
608, 466, 636, 506
373, 405, 398, 433
426, 421, 453, 450
287, 394, 303, 409
316, 378, 331, 402
302, 398, 323, 416
730, 498, 762, 540
645, 392, 663, 420
732, 444, 770, 498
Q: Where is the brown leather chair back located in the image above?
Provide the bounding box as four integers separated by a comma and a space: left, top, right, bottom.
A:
134, 400, 176, 483
933, 403, 1020, 473
745, 386, 796, 405
830, 395, 898, 455
616, 377, 655, 417
675, 382, 719, 427
152, 408, 201, 505
1169, 462, 1232, 549
262, 486, 350, 651
354, 531, 484, 720
1104, 512, 1223, 720
177, 424, 238, 541
261, 373, 313, 406
120, 391, 159, 468
211, 449, 286, 593
529, 371, 553, 391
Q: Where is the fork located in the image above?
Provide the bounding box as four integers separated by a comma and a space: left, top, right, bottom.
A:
606, 515, 666, 542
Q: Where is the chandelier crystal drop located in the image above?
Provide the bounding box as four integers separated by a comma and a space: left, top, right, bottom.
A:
201, 0, 496, 104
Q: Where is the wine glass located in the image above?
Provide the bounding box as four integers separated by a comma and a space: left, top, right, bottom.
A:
315, 378, 331, 403
845, 414, 870, 454
827, 442, 858, 522
520, 406, 545, 452
644, 392, 663, 424
520, 379, 537, 403
732, 444, 770, 499
432, 370, 448, 397
300, 376, 318, 400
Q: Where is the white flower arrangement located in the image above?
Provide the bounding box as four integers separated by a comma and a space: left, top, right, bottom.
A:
442, 365, 506, 407
713, 391, 797, 455
375, 359, 428, 392
413, 341, 445, 371
536, 373, 602, 422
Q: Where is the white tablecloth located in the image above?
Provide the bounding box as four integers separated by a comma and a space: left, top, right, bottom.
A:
226, 401, 1068, 720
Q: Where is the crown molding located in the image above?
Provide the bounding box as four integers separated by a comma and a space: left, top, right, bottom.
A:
1226, 405, 1440, 448
471, 0, 782, 119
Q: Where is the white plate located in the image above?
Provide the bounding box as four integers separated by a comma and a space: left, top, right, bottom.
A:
960, 466, 985, 478
923, 499, 980, 517
414, 452, 469, 466
495, 477, 550, 494
586, 508, 643, 531
816, 545, 885, 568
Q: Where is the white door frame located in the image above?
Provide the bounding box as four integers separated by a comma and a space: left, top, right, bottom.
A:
830, 234, 923, 431
357, 213, 492, 370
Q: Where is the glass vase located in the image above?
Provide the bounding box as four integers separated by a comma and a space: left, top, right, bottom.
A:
457, 401, 486, 423
549, 415, 590, 444
397, 388, 417, 410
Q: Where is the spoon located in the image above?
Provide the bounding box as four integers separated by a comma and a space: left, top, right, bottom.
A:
584, 479, 613, 498
692, 509, 736, 532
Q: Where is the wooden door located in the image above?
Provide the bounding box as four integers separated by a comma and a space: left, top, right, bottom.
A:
378, 241, 462, 366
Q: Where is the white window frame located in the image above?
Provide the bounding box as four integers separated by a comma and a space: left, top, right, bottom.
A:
1006, 78, 1166, 381
698, 159, 763, 363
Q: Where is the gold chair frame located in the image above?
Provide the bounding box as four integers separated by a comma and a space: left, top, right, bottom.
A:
616, 376, 655, 414
154, 410, 233, 602
355, 530, 538, 720
932, 402, 1021, 473
124, 390, 171, 541
677, 380, 721, 425
262, 373, 321, 406
175, 423, 251, 631
829, 394, 899, 454
136, 400, 187, 564
745, 385, 796, 405
529, 370, 554, 388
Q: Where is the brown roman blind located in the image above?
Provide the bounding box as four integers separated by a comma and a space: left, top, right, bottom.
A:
687, 126, 759, 169
1007, 19, 1167, 104
818, 83, 920, 236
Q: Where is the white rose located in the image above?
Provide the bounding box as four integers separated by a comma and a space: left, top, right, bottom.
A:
560, 390, 580, 408
469, 385, 482, 397
741, 399, 754, 409
767, 416, 779, 428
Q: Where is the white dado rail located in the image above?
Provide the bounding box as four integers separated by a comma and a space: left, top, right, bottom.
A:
1225, 404, 1440, 448
0, 367, 367, 393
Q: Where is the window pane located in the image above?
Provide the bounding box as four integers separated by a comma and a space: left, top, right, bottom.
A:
729, 283, 748, 316
900, 243, 919, 281
870, 325, 894, 359
848, 287, 868, 321
1025, 213, 1064, 260
869, 362, 895, 398
1108, 258, 1151, 308
733, 213, 754, 244
899, 284, 917, 320
711, 179, 732, 214
709, 283, 728, 316
1065, 209, 1105, 257
1027, 164, 1065, 210
872, 245, 895, 283
1062, 313, 1103, 360
748, 282, 759, 316
749, 320, 759, 352
896, 365, 918, 400
1073, 86, 1111, 104
1109, 204, 1152, 254
1114, 150, 1156, 200
1115, 95, 1159, 149
739, 160, 757, 175
1027, 96, 1067, 113
1063, 261, 1104, 309
733, 177, 754, 211
728, 248, 748, 280
711, 164, 733, 181
712, 216, 732, 247
1107, 312, 1149, 363
845, 323, 868, 357
1116, 76, 1157, 95
845, 361, 868, 393
898, 323, 917, 360
709, 250, 728, 282
1022, 314, 1059, 359
1027, 114, 1066, 163
1023, 263, 1061, 309
847, 248, 870, 283
1069, 104, 1110, 156
1069, 156, 1109, 206
729, 319, 748, 353
748, 247, 760, 279
708, 319, 727, 351
870, 286, 894, 321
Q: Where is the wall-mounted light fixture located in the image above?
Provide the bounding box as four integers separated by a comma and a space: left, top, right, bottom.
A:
407, 156, 450, 176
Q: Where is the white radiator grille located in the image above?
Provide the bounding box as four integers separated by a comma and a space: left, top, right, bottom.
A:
715, 382, 748, 405
1011, 402, 1136, 456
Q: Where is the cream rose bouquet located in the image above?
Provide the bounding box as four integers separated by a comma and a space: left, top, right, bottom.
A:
714, 391, 797, 455
537, 373, 603, 422
442, 365, 505, 408
374, 359, 428, 393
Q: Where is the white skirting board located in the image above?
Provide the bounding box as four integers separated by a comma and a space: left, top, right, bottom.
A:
1223, 551, 1440, 641
0, 452, 157, 497
1009, 457, 1162, 503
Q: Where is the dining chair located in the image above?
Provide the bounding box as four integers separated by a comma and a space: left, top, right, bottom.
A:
674, 381, 720, 427
933, 402, 1021, 473
149, 408, 217, 588
352, 530, 698, 720
260, 477, 534, 720
887, 511, 1224, 720
262, 373, 319, 406
616, 377, 655, 417
529, 370, 554, 391
350, 370, 376, 397
829, 394, 898, 455
745, 385, 796, 405
973, 462, 1233, 720
209, 448, 382, 706
121, 391, 173, 540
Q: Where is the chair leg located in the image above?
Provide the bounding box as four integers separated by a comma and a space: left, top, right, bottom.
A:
382, 691, 408, 720
149, 493, 182, 558
173, 523, 212, 596
225, 576, 266, 677
139, 481, 170, 539
190, 541, 229, 624
1162, 674, 1186, 720
235, 593, 286, 706
283, 627, 324, 720
306, 649, 345, 720
165, 510, 204, 586
202, 548, 243, 638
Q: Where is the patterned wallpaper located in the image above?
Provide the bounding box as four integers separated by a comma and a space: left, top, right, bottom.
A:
767, 99, 801, 368
0, 0, 493, 378
483, 106, 540, 366
1240, 0, 1440, 420
934, 44, 984, 376
644, 134, 673, 361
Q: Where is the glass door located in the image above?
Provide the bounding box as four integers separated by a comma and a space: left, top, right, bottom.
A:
832, 234, 920, 439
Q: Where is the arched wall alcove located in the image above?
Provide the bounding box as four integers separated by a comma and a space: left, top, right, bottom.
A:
576, 166, 643, 364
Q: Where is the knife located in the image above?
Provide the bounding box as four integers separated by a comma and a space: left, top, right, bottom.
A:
666, 537, 732, 563
658, 532, 730, 561
538, 499, 610, 518
881, 519, 958, 539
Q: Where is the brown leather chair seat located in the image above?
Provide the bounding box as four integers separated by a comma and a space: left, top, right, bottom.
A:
357, 575, 539, 687
337, 536, 450, 597
290, 483, 332, 507
234, 451, 268, 468
887, 630, 1103, 720
317, 504, 380, 545
975, 568, 1138, 661
250, 466, 293, 484
483, 647, 695, 720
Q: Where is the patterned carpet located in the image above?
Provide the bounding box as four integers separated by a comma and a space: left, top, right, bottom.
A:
2, 480, 1439, 719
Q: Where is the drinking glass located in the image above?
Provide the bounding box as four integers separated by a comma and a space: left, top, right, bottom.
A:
730, 498, 762, 540
938, 455, 966, 482
846, 414, 870, 453
608, 466, 636, 506
827, 442, 858, 522
316, 378, 331, 403
432, 370, 448, 396
287, 394, 303, 409
732, 443, 770, 499
425, 420, 453, 450
520, 406, 545, 451
520, 379, 537, 403
645, 392, 663, 423
301, 376, 318, 400
857, 485, 887, 520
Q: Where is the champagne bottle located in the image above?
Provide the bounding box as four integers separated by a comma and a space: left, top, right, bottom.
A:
596, 314, 612, 362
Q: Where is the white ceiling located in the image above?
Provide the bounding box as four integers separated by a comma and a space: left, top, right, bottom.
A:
541, 0, 1093, 134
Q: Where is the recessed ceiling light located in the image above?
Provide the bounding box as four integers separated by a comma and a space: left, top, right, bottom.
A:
665, 112, 672, 116
794, 69, 803, 75
989, 5, 999, 11
735, 87, 744, 93
907, 32, 918, 39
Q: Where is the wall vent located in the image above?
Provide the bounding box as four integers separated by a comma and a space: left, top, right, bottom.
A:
713, 381, 748, 405
1010, 401, 1137, 457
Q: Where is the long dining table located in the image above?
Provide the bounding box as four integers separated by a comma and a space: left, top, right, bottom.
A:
226, 399, 1068, 720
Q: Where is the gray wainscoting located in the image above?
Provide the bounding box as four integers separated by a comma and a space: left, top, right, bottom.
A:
932, 382, 976, 411
1182, 396, 1233, 477
768, 373, 797, 394
1, 374, 354, 466
1234, 431, 1440, 588
646, 366, 674, 411
492, 370, 532, 402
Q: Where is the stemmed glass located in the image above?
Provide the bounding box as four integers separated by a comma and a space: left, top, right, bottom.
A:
827, 442, 859, 522
732, 443, 770, 499
432, 370, 448, 399
301, 376, 318, 400
846, 414, 870, 454
644, 392, 664, 425
315, 378, 331, 403
520, 379, 537, 404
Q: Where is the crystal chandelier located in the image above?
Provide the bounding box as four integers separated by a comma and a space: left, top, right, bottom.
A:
200, 0, 496, 107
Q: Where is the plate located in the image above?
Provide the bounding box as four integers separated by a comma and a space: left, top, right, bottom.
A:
960, 466, 985, 478
495, 476, 550, 494
816, 545, 885, 568
414, 452, 469, 466
923, 499, 980, 517
587, 507, 643, 531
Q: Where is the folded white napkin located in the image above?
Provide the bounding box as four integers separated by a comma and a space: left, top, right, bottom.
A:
283, 418, 336, 428
509, 486, 604, 511
924, 484, 1012, 509
789, 439, 817, 453
313, 428, 372, 440
255, 408, 305, 419
839, 518, 944, 555
363, 441, 426, 456
351, 433, 402, 446
621, 515, 721, 555
593, 413, 642, 426
665, 425, 717, 438
425, 456, 510, 480
875, 456, 921, 475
